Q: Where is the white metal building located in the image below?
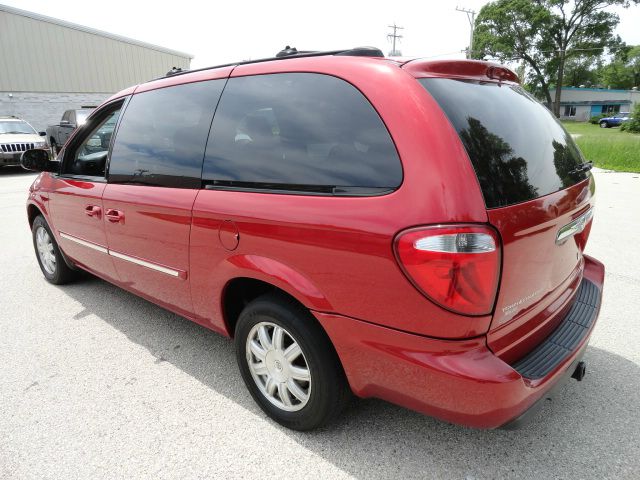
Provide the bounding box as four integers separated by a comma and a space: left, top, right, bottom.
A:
0, 4, 192, 131
552, 86, 640, 121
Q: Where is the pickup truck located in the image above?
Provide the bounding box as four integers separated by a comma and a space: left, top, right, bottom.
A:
46, 108, 94, 153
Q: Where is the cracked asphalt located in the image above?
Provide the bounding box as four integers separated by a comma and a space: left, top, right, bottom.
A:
1, 167, 639, 479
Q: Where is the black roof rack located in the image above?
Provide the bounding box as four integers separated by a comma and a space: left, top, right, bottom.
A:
165, 66, 185, 76
157, 46, 384, 81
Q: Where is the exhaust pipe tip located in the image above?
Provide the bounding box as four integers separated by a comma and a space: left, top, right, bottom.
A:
571, 361, 587, 381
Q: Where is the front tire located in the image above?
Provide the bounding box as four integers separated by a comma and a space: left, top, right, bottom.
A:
599, 121, 609, 128
235, 293, 351, 430
32, 215, 76, 284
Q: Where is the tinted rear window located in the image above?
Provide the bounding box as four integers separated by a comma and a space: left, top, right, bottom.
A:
202, 73, 402, 195
419, 78, 588, 208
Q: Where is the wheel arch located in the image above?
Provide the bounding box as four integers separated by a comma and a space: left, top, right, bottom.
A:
221, 276, 329, 339
27, 202, 76, 271
214, 254, 333, 337
27, 202, 44, 228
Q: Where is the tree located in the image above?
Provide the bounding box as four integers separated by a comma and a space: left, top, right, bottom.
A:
473, 0, 638, 116
587, 44, 640, 89
620, 102, 640, 133
562, 56, 600, 86
597, 57, 635, 88
473, 0, 556, 105
623, 45, 640, 87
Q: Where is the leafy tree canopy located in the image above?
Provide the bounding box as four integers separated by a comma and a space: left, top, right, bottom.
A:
473, 0, 638, 116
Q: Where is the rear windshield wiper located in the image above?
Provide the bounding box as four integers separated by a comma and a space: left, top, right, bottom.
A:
569, 161, 593, 175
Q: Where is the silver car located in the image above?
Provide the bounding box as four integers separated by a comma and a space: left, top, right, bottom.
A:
0, 116, 48, 167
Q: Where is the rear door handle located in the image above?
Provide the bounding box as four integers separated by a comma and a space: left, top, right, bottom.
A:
105, 209, 124, 223
85, 205, 102, 218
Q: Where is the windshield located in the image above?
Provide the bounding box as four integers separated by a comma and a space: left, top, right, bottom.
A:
419, 78, 588, 208
0, 120, 36, 135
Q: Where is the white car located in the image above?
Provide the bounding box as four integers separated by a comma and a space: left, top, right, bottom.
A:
0, 116, 48, 167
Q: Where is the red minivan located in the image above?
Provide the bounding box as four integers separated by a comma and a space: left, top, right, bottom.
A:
22, 47, 604, 430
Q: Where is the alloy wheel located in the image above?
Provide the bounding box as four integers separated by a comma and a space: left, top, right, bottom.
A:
246, 321, 312, 412
36, 226, 56, 275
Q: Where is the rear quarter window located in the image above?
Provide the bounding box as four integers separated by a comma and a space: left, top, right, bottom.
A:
202, 73, 402, 195
419, 78, 588, 208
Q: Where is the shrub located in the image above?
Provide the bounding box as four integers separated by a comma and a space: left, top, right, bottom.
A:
622, 104, 640, 133
589, 113, 608, 124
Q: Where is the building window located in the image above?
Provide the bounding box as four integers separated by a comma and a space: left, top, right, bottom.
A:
564, 105, 576, 117
602, 105, 620, 114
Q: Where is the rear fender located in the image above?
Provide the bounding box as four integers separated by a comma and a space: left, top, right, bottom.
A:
224, 254, 331, 312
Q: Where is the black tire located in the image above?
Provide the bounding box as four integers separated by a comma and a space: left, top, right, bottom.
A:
32, 215, 77, 285
235, 293, 351, 430
599, 121, 609, 128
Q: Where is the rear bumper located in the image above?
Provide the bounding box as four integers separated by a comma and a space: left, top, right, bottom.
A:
315, 255, 604, 429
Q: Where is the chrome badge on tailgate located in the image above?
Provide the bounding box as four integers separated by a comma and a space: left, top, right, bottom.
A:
556, 208, 593, 245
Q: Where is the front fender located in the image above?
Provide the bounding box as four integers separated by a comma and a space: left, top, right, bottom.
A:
26, 173, 52, 227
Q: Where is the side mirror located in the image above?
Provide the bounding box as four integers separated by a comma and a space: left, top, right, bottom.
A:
39, 131, 46, 136
21, 149, 59, 173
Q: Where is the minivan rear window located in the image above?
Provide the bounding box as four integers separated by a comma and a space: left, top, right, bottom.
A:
419, 78, 588, 208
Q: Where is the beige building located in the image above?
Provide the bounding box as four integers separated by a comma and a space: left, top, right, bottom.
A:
0, 4, 192, 131
552, 86, 639, 122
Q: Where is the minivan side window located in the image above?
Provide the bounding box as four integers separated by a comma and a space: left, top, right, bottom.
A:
202, 73, 402, 194
61, 103, 122, 178
108, 80, 225, 189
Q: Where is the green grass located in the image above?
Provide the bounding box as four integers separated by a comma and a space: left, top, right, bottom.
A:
561, 121, 640, 173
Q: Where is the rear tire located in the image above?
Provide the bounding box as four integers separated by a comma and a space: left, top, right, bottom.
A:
32, 215, 76, 285
235, 293, 351, 430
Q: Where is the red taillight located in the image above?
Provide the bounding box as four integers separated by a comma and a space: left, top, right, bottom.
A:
394, 225, 501, 316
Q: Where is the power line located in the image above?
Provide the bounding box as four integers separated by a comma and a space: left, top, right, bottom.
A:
387, 23, 404, 57
455, 6, 477, 59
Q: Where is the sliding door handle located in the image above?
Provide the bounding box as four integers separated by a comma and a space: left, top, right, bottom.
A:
85, 205, 102, 218
105, 209, 124, 223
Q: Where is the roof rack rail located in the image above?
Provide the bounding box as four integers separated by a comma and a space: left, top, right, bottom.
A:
166, 66, 186, 77
158, 46, 384, 80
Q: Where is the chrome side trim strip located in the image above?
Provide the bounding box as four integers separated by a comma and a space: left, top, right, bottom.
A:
556, 208, 594, 244
108, 250, 180, 277
58, 231, 183, 278
59, 232, 108, 254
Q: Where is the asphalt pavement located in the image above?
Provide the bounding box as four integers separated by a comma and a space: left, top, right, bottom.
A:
1, 167, 639, 479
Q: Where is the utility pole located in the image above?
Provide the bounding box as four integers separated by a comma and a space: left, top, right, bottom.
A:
387, 23, 404, 57
455, 6, 476, 59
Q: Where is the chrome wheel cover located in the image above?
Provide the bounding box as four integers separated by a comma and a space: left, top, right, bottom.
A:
36, 226, 56, 275
246, 321, 312, 412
